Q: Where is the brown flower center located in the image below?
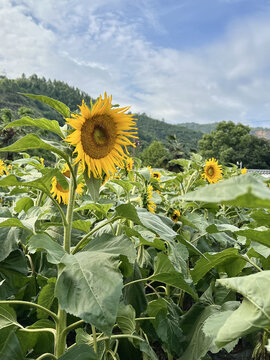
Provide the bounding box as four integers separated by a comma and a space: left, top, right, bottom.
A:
81, 115, 117, 159
207, 167, 214, 176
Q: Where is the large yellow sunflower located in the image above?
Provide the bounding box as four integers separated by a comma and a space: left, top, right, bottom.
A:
202, 158, 222, 184
0, 160, 8, 176
51, 164, 84, 205
65, 93, 137, 178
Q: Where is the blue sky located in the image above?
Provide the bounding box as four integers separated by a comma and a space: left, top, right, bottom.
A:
1, 0, 270, 126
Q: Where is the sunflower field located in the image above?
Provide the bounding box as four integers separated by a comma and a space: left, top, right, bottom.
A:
0, 94, 270, 360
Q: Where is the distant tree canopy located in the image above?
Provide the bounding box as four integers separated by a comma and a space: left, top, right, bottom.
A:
140, 141, 168, 168
199, 121, 270, 169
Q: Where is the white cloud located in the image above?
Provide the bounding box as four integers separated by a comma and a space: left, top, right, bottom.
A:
0, 0, 270, 125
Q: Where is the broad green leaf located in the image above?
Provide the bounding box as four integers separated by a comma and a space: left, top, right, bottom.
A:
5, 116, 64, 138
151, 253, 198, 300
84, 233, 136, 263
74, 203, 113, 217
0, 134, 69, 162
139, 341, 158, 360
0, 250, 28, 300
20, 93, 70, 117
191, 248, 247, 284
180, 304, 220, 360
14, 197, 34, 213
206, 223, 239, 234
116, 303, 136, 334
0, 331, 24, 360
0, 304, 20, 332
236, 228, 270, 248
203, 309, 238, 353
123, 262, 147, 317
0, 170, 57, 195
17, 319, 55, 356
0, 218, 33, 233
0, 226, 22, 262
58, 344, 97, 360
72, 220, 92, 233
153, 300, 184, 356
182, 174, 270, 208
37, 278, 56, 319
111, 179, 133, 193
28, 233, 66, 264
216, 271, 270, 347
83, 173, 101, 202
115, 203, 141, 224
137, 210, 177, 241
55, 251, 123, 334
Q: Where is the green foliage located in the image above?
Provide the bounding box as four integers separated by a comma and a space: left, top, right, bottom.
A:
1, 93, 270, 360
199, 120, 270, 169
140, 140, 168, 167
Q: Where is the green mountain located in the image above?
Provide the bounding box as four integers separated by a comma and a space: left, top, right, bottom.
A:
179, 122, 219, 133
0, 75, 203, 153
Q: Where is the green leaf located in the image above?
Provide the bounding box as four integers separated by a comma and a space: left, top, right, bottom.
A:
74, 203, 113, 217
151, 253, 198, 300
182, 174, 270, 208
140, 342, 158, 360
123, 262, 147, 317
37, 278, 56, 319
191, 248, 246, 284
111, 179, 133, 194
206, 223, 239, 234
5, 116, 64, 138
115, 203, 141, 224
203, 309, 239, 353
28, 233, 66, 264
58, 344, 97, 360
153, 300, 184, 356
216, 271, 270, 347
236, 227, 270, 248
72, 220, 92, 233
0, 331, 24, 360
14, 197, 34, 213
84, 173, 101, 202
0, 250, 28, 300
20, 93, 70, 117
84, 233, 136, 263
0, 134, 69, 162
55, 251, 123, 334
0, 170, 58, 195
180, 304, 220, 360
0, 218, 33, 233
0, 304, 20, 332
116, 303, 136, 334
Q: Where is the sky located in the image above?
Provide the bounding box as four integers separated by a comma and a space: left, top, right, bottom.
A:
1, 0, 270, 126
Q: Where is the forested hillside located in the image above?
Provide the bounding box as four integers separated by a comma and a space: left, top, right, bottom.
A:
0, 75, 203, 153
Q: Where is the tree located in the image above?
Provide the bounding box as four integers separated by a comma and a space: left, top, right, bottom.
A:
140, 141, 168, 167
198, 121, 270, 169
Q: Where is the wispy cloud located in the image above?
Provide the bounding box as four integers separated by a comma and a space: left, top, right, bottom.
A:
1, 0, 270, 126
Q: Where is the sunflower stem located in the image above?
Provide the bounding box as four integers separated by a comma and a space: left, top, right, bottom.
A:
55, 160, 77, 358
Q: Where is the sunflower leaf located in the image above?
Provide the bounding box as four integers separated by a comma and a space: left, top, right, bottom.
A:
4, 116, 65, 139
19, 93, 70, 117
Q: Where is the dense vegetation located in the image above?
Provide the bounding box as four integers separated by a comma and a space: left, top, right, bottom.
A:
199, 121, 270, 169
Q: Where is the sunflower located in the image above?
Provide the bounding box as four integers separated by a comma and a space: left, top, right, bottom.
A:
65, 93, 137, 178
202, 158, 222, 184
152, 171, 161, 181
241, 168, 247, 174
171, 210, 180, 223
51, 164, 84, 205
126, 157, 134, 172
146, 185, 156, 213
0, 160, 8, 176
